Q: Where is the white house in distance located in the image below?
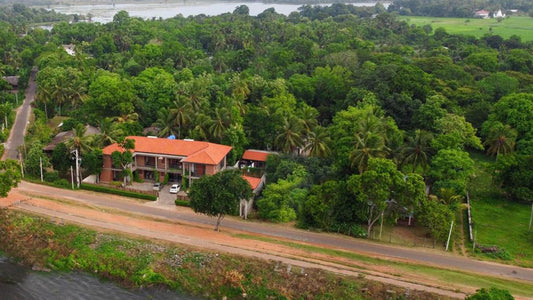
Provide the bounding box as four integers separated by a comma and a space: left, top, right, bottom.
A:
494, 9, 506, 18
474, 10, 490, 19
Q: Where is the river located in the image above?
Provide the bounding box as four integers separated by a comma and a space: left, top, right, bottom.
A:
0, 255, 196, 300
45, 1, 389, 23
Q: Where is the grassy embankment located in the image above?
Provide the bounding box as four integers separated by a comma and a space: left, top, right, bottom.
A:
0, 209, 446, 300
401, 16, 533, 41
468, 152, 533, 268
234, 233, 533, 297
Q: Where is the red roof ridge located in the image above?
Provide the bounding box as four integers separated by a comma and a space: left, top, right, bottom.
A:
102, 136, 231, 165
242, 175, 262, 190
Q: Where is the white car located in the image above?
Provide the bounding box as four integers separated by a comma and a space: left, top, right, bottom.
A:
169, 184, 181, 194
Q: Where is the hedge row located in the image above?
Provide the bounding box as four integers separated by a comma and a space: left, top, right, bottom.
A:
81, 183, 157, 201
174, 199, 190, 207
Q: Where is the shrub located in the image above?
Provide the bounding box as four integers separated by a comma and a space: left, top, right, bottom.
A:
466, 287, 514, 300
54, 179, 70, 188
175, 199, 190, 207
44, 171, 60, 183
80, 184, 157, 201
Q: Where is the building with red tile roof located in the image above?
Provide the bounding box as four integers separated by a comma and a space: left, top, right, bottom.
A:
240, 149, 276, 169
101, 136, 232, 185
242, 175, 262, 191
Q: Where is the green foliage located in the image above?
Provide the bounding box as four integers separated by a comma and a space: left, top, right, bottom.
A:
174, 199, 190, 207
429, 149, 474, 195
299, 180, 359, 231
466, 287, 514, 300
490, 93, 533, 137
0, 159, 21, 197
416, 197, 454, 242
81, 149, 103, 176
493, 154, 533, 202
24, 142, 50, 178
86, 71, 135, 118
189, 170, 252, 231
111, 138, 135, 186
51, 142, 71, 175
347, 158, 426, 236
80, 184, 157, 201
257, 166, 307, 222
432, 113, 483, 151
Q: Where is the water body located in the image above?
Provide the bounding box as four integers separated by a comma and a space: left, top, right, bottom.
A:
46, 1, 389, 23
0, 256, 195, 300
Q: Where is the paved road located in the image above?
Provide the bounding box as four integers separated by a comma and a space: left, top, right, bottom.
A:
2, 67, 37, 160
15, 181, 533, 283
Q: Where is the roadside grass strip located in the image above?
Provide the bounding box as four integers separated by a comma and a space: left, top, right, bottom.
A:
233, 233, 533, 297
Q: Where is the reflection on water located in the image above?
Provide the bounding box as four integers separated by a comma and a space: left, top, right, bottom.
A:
0, 256, 195, 300
44, 1, 389, 23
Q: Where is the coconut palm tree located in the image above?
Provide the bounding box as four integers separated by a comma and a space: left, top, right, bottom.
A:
401, 129, 434, 172
350, 132, 388, 174
65, 123, 93, 155
95, 118, 123, 147
154, 108, 178, 138
298, 105, 319, 134
484, 124, 517, 158
169, 98, 192, 139
209, 107, 232, 142
275, 116, 305, 154
304, 126, 331, 158
36, 84, 53, 119
191, 113, 212, 140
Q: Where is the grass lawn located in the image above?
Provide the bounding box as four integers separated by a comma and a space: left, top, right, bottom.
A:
469, 152, 533, 267
400, 16, 533, 41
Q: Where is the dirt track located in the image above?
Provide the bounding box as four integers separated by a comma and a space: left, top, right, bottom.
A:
2, 189, 470, 299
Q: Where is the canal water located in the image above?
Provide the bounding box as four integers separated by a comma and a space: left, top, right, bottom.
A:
0, 255, 196, 300
45, 1, 389, 23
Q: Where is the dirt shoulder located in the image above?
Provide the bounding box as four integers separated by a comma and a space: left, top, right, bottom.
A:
6, 189, 527, 298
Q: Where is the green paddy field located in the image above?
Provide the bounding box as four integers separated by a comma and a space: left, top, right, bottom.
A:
401, 16, 533, 41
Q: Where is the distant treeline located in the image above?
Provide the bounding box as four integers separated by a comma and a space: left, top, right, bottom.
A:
0, 4, 72, 31
388, 0, 533, 17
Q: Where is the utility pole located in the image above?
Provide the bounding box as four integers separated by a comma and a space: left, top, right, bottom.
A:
70, 165, 74, 190
445, 220, 454, 251
39, 156, 43, 182
473, 230, 477, 252
75, 148, 80, 188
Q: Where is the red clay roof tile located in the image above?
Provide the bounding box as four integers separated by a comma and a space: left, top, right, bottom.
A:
242, 150, 273, 162
242, 175, 261, 190
102, 136, 231, 165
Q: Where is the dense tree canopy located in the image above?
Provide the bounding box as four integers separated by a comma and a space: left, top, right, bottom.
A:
3, 2, 531, 242
189, 170, 252, 231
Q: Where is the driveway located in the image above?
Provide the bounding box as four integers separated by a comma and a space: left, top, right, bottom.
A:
12, 181, 533, 283
2, 67, 37, 160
